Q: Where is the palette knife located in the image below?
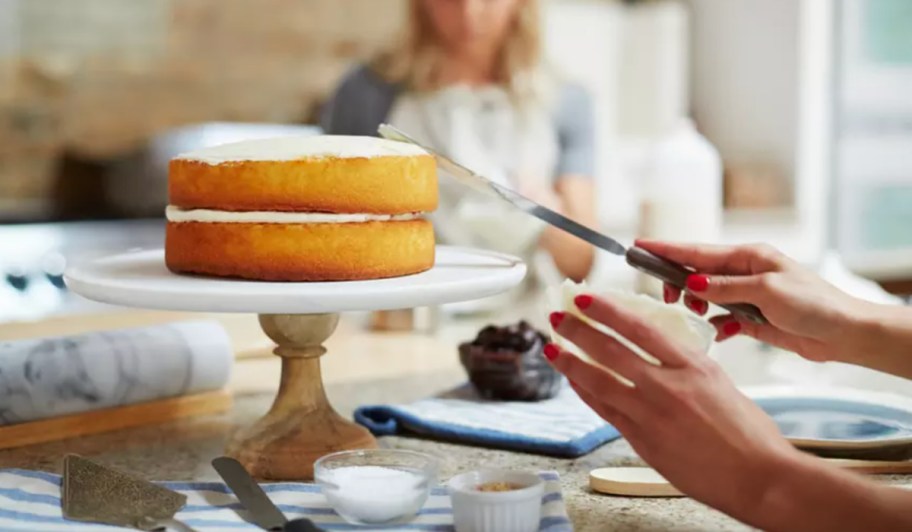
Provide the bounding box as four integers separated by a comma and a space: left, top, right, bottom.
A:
379, 123, 766, 324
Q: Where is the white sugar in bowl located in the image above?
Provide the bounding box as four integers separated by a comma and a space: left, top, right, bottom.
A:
448, 469, 544, 532
314, 449, 439, 525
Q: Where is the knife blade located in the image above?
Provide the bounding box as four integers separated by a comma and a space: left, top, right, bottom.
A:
379, 124, 766, 324
212, 457, 323, 532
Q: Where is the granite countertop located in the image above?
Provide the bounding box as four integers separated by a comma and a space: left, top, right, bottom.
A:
2, 308, 910, 531
0, 368, 755, 531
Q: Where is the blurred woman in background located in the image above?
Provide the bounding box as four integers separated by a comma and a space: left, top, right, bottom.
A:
322, 0, 597, 289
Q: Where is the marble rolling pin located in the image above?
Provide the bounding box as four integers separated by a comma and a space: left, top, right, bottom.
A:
0, 320, 232, 426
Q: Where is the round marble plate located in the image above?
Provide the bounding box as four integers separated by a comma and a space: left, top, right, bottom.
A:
65, 246, 526, 314
743, 386, 912, 458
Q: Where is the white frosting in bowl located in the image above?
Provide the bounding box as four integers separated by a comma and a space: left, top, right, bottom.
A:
174, 135, 428, 164
549, 280, 717, 385
165, 206, 423, 224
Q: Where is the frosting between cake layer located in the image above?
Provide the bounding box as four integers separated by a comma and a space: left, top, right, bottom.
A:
165, 206, 423, 224
175, 135, 428, 164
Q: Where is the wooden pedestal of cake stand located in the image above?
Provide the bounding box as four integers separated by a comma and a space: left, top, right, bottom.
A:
226, 313, 376, 480
64, 247, 526, 481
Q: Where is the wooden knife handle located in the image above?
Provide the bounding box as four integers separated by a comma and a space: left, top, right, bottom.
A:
625, 246, 768, 325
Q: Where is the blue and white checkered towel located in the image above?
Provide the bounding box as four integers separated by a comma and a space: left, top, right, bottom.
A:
354, 383, 620, 457
0, 469, 571, 531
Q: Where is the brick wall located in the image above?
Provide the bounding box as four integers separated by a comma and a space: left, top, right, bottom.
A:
0, 0, 406, 219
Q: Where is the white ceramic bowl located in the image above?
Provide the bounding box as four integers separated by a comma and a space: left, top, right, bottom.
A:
448, 469, 544, 532
314, 449, 439, 525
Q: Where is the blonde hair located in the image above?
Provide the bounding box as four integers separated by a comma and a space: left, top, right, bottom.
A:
373, 0, 545, 99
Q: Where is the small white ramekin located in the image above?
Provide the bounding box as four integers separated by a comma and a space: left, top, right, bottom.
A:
447, 469, 544, 532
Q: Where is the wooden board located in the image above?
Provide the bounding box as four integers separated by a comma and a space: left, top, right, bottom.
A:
826, 458, 912, 474
0, 391, 232, 450
590, 459, 912, 498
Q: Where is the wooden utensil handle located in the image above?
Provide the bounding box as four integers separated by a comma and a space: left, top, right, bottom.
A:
625, 247, 768, 325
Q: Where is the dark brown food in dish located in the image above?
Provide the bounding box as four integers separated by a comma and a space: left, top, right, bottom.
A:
458, 321, 562, 401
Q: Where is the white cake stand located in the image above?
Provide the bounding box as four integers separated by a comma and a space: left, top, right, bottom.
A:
65, 246, 525, 480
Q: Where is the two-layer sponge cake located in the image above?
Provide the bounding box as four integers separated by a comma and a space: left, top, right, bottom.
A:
165, 135, 438, 281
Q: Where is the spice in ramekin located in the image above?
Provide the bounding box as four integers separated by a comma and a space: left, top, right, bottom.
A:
476, 481, 522, 492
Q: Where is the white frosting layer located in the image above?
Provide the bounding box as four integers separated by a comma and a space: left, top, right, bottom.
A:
175, 135, 428, 164
549, 280, 717, 386
165, 206, 422, 224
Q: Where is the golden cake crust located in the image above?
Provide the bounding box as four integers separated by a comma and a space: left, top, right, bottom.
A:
169, 156, 438, 214
165, 220, 435, 281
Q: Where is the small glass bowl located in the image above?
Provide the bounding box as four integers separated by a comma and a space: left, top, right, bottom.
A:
314, 449, 439, 525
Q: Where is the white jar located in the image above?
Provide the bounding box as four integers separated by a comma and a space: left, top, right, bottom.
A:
448, 469, 544, 532
637, 119, 723, 297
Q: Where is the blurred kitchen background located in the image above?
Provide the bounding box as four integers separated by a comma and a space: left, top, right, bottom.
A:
1, 0, 911, 326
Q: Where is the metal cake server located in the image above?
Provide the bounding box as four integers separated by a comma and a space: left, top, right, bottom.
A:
379, 123, 766, 324
212, 457, 324, 532
61, 454, 197, 532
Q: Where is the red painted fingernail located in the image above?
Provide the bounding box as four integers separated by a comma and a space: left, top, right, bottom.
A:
663, 285, 674, 303
543, 343, 560, 361
574, 294, 593, 310
549, 311, 565, 329
686, 274, 709, 292
690, 299, 708, 314
723, 321, 742, 337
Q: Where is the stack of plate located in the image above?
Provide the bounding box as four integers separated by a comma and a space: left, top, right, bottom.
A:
589, 385, 912, 497
744, 386, 912, 460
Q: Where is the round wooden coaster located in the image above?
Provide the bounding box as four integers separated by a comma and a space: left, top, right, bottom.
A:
590, 459, 912, 498
589, 467, 683, 497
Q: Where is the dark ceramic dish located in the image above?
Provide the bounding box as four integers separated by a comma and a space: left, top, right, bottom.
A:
458, 321, 562, 402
